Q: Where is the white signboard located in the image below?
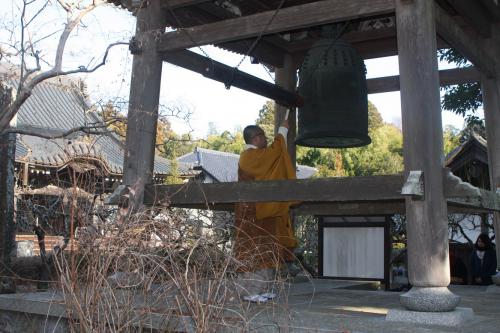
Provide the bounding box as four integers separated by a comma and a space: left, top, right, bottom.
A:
323, 227, 385, 279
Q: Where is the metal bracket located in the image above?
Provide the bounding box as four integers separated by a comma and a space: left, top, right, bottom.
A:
401, 170, 424, 200
129, 37, 143, 55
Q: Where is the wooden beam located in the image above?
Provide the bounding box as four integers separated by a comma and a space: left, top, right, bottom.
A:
435, 3, 497, 77
287, 28, 449, 61
157, 0, 395, 52
367, 66, 480, 94
448, 0, 491, 37
170, 1, 286, 67
161, 0, 208, 9
161, 49, 303, 107
479, 0, 500, 22
293, 201, 405, 216
292, 201, 490, 216
145, 175, 405, 205
143, 174, 500, 211
217, 38, 285, 67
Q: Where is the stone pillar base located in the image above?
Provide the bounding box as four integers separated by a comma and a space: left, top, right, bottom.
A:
486, 284, 500, 294
400, 287, 460, 312
491, 271, 500, 286
386, 307, 473, 327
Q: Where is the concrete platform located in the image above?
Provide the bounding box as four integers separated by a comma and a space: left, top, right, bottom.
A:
0, 279, 499, 332
386, 307, 474, 327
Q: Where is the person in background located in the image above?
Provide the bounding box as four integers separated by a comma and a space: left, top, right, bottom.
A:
470, 233, 497, 285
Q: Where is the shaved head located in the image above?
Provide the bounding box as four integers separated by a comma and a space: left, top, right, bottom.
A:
243, 125, 263, 144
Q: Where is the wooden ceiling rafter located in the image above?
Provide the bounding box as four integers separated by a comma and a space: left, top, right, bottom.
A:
447, 0, 492, 38
435, 4, 497, 77
160, 0, 208, 10
156, 0, 396, 52
192, 2, 289, 67
478, 0, 500, 21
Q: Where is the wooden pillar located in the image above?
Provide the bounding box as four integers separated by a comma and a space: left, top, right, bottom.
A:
275, 54, 297, 166
396, 0, 458, 311
122, 0, 164, 210
482, 75, 500, 269
0, 84, 15, 288
0, 132, 16, 274
482, 22, 500, 269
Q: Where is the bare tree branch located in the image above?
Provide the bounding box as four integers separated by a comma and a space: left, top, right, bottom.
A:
0, 0, 126, 134
0, 42, 128, 133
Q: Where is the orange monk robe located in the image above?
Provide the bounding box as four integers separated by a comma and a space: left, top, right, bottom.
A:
234, 134, 298, 270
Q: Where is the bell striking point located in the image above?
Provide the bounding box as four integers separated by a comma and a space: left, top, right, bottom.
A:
296, 29, 371, 148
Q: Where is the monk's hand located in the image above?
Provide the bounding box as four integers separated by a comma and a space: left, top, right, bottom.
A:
281, 118, 289, 129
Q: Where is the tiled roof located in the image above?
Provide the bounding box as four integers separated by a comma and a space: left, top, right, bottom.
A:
178, 147, 317, 182
445, 134, 487, 167
1, 66, 191, 176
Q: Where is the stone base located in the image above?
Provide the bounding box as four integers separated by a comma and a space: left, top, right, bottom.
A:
486, 284, 500, 293
492, 272, 500, 286
386, 307, 474, 327
400, 286, 460, 311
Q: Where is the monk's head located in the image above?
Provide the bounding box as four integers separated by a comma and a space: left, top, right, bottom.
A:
243, 125, 267, 148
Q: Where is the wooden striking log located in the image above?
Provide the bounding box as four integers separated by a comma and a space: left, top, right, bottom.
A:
161, 49, 303, 107
157, 0, 395, 52
367, 66, 480, 94
435, 3, 496, 77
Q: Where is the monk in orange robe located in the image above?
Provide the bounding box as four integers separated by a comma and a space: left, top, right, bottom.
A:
234, 118, 297, 276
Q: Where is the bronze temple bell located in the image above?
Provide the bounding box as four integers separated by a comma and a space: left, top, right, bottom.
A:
296, 27, 371, 148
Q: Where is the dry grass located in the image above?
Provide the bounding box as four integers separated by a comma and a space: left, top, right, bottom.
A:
50, 206, 299, 332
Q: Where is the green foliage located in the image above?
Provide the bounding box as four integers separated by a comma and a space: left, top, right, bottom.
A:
201, 130, 244, 154
441, 83, 482, 116
438, 49, 470, 67
459, 115, 486, 142
340, 124, 404, 176
438, 48, 483, 127
98, 101, 127, 139
161, 132, 195, 159
164, 158, 183, 184
296, 104, 404, 177
256, 100, 276, 139
368, 101, 383, 133
443, 125, 461, 156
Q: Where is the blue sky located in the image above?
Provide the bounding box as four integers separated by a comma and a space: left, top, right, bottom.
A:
1, 1, 470, 138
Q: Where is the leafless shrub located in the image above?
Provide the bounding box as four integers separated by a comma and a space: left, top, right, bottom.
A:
51, 206, 296, 332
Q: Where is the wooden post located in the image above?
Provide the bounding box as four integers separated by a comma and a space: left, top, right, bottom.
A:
122, 0, 164, 211
395, 0, 459, 311
275, 54, 297, 166
482, 75, 500, 269
0, 83, 15, 292
482, 22, 500, 269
